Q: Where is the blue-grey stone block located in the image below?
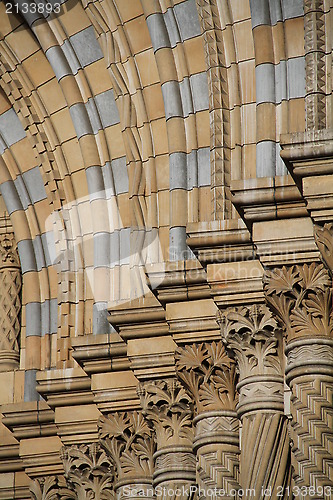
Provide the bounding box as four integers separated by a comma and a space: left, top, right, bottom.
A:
25, 302, 42, 337
250, 0, 271, 28
187, 150, 198, 189
287, 57, 305, 99
256, 63, 276, 104
95, 90, 120, 128
164, 8, 181, 48
198, 147, 211, 186
17, 239, 37, 273
17, 0, 43, 27
0, 136, 6, 155
282, 0, 303, 20
174, 0, 201, 40
69, 103, 93, 139
256, 140, 276, 177
24, 369, 39, 402
275, 61, 287, 103
41, 300, 50, 336
170, 152, 187, 190
179, 78, 193, 117
268, 0, 283, 25
102, 162, 116, 198
62, 40, 81, 75
14, 176, 30, 210
69, 26, 103, 67
146, 13, 170, 51
162, 81, 183, 120
86, 166, 105, 200
0, 180, 23, 214
0, 109, 26, 147
41, 231, 57, 267
110, 231, 120, 268
190, 72, 209, 112
169, 226, 190, 261
32, 235, 45, 271
46, 45, 72, 81
120, 228, 130, 265
93, 302, 112, 334
50, 298, 58, 334
86, 99, 102, 135
94, 232, 110, 267
111, 156, 128, 194
23, 166, 47, 204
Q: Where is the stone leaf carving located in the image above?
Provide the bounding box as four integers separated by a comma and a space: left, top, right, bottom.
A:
137, 379, 194, 448
0, 234, 20, 267
175, 342, 237, 413
217, 304, 281, 378
98, 411, 155, 481
264, 263, 333, 340
60, 443, 114, 500
314, 223, 333, 274
29, 475, 75, 500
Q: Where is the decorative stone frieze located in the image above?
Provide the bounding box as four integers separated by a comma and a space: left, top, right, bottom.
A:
0, 233, 22, 371
264, 264, 333, 490
138, 379, 196, 499
218, 305, 290, 497
99, 411, 155, 499
176, 342, 240, 498
60, 443, 114, 499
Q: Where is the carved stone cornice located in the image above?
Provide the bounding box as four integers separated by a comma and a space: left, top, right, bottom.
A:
60, 443, 114, 499
263, 263, 333, 341
175, 342, 237, 414
137, 379, 194, 449
99, 411, 155, 484
314, 223, 333, 274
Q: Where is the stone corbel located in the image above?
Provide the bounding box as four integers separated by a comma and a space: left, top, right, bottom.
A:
264, 263, 333, 490
176, 342, 240, 499
218, 304, 291, 498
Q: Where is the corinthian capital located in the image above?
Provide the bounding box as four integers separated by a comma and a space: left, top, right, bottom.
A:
314, 223, 333, 274
263, 262, 333, 341
217, 304, 282, 379
175, 342, 237, 413
98, 411, 155, 482
137, 379, 194, 448
60, 443, 114, 499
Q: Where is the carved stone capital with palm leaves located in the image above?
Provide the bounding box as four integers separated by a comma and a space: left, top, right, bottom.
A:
314, 223, 333, 274
217, 304, 284, 414
98, 411, 155, 497
60, 443, 114, 500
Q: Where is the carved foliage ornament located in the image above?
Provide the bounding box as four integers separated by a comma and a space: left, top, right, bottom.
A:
217, 304, 281, 379
60, 443, 114, 500
99, 411, 155, 481
314, 223, 333, 275
137, 379, 194, 448
263, 263, 333, 340
29, 475, 75, 500
175, 342, 237, 413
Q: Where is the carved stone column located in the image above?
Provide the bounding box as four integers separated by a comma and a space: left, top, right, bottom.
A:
0, 233, 22, 371
176, 342, 240, 499
264, 263, 333, 493
60, 443, 114, 499
99, 411, 155, 499
138, 379, 196, 500
218, 305, 290, 499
